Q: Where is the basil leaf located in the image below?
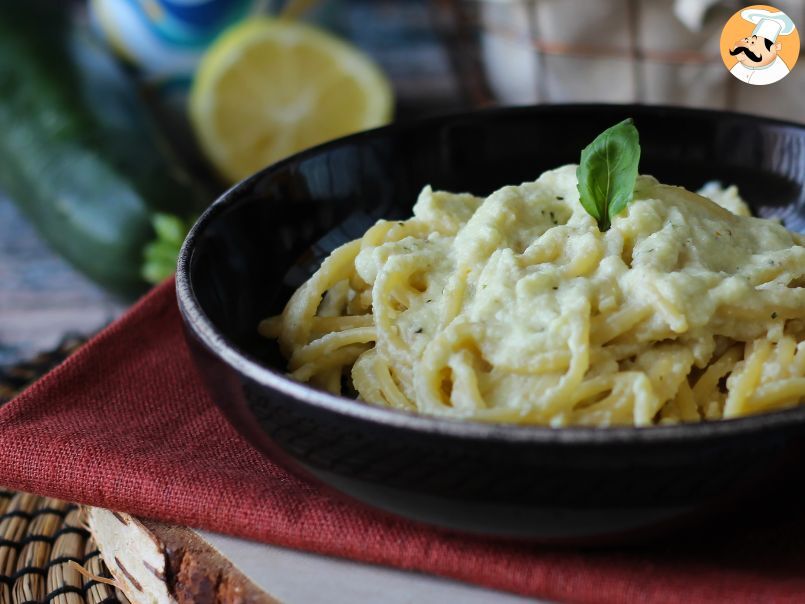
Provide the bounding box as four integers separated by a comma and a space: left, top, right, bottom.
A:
576, 118, 641, 231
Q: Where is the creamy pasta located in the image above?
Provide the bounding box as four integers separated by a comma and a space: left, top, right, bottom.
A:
262, 165, 805, 427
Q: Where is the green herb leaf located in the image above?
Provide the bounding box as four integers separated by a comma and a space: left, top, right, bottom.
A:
141, 213, 194, 284
576, 118, 641, 231
152, 213, 187, 245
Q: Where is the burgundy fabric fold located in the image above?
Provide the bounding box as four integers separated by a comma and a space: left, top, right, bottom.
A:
2, 279, 805, 603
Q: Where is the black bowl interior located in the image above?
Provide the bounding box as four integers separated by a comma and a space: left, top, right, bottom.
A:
180, 105, 805, 540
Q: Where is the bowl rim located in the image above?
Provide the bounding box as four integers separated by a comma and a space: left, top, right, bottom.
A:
176, 102, 805, 446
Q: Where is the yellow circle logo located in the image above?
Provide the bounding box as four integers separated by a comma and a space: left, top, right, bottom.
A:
720, 5, 799, 85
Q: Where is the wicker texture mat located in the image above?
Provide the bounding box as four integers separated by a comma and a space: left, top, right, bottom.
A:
0, 338, 128, 604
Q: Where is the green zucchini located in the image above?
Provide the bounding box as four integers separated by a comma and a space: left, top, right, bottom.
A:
0, 4, 206, 298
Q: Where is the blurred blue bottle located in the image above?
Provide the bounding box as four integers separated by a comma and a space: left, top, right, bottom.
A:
90, 0, 270, 94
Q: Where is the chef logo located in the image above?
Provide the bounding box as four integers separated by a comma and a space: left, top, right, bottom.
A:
720, 5, 799, 85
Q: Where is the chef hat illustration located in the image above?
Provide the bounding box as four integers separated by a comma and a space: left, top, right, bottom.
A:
741, 8, 796, 42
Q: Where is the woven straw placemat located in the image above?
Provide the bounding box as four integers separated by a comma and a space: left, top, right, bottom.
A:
0, 337, 128, 604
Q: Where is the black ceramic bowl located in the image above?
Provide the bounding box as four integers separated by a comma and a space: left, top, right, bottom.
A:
177, 105, 805, 543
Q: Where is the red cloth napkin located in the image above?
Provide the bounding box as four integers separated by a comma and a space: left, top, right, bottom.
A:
3, 279, 805, 604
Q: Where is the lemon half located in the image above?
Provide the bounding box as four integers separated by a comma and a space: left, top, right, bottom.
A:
190, 18, 393, 183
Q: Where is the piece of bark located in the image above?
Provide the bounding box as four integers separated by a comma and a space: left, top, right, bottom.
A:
86, 508, 279, 604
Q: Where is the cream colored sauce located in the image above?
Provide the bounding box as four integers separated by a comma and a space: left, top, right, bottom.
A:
352, 165, 804, 424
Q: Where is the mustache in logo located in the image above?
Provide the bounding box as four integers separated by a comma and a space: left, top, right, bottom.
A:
729, 46, 763, 62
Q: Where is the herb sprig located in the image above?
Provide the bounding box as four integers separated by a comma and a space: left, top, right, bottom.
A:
576, 118, 641, 231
